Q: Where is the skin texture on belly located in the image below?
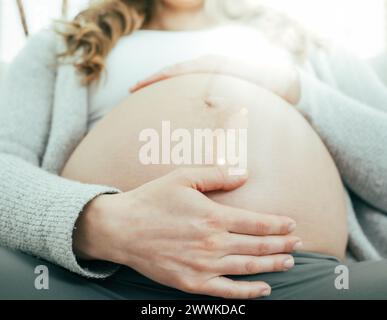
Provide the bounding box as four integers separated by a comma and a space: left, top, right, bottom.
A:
62, 74, 348, 259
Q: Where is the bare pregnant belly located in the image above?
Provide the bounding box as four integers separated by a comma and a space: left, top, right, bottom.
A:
62, 74, 348, 259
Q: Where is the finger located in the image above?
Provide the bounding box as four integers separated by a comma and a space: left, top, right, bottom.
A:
130, 62, 196, 93
220, 205, 296, 235
130, 57, 223, 93
130, 71, 170, 93
224, 234, 303, 256
199, 276, 271, 299
216, 254, 295, 276
168, 167, 248, 193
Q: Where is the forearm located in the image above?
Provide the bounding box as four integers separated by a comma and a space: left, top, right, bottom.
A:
0, 153, 120, 278
0, 30, 122, 277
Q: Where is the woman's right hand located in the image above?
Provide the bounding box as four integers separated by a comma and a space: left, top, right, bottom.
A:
74, 167, 302, 299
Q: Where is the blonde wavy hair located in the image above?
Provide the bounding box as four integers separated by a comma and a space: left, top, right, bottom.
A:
59, 0, 315, 85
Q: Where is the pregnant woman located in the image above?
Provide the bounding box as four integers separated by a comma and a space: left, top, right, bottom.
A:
1, 0, 387, 299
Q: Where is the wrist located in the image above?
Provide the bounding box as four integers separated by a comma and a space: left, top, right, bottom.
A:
73, 194, 112, 262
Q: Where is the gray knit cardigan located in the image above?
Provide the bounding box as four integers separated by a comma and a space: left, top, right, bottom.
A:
0, 29, 387, 278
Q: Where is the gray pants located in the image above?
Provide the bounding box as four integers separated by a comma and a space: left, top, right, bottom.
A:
1, 246, 386, 300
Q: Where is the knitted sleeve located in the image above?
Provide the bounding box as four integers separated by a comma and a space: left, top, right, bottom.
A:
296, 48, 387, 212
0, 30, 120, 278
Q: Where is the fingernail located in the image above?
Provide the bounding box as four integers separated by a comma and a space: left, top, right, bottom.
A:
283, 258, 295, 270
261, 287, 271, 297
293, 241, 303, 251
288, 222, 296, 233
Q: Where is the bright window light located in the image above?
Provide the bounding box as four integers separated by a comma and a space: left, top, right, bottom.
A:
0, 0, 386, 63
263, 0, 386, 59
0, 0, 90, 63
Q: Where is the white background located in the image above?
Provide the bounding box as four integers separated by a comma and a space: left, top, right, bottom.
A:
0, 0, 90, 62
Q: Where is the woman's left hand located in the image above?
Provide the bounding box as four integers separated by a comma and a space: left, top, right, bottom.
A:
130, 55, 301, 105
